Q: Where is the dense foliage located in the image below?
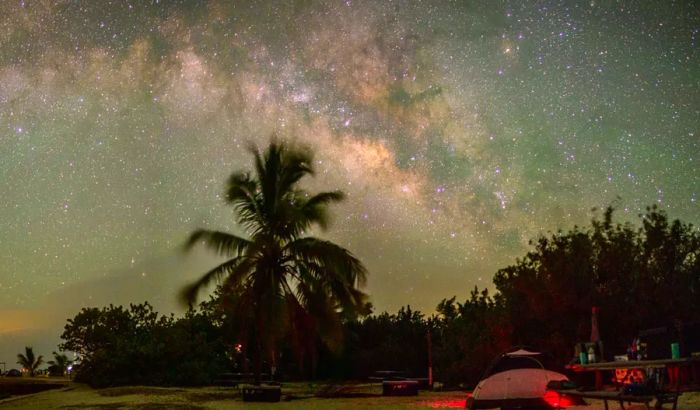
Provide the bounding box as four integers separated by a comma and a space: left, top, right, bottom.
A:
314, 291, 511, 387
59, 206, 699, 388
320, 206, 700, 386
60, 302, 228, 387
493, 206, 700, 366
47, 351, 72, 376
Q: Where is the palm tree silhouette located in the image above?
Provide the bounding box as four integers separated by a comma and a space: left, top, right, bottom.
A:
182, 141, 369, 382
47, 351, 72, 376
17, 346, 44, 377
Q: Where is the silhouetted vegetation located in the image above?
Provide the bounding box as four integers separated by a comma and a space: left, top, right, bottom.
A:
181, 141, 369, 383
59, 206, 699, 388
324, 206, 700, 387
493, 205, 700, 367
47, 351, 72, 376
16, 346, 44, 377
59, 302, 228, 387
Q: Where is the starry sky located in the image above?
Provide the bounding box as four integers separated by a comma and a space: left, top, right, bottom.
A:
1, 0, 698, 366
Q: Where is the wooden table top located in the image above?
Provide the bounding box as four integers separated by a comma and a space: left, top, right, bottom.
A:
572, 356, 700, 370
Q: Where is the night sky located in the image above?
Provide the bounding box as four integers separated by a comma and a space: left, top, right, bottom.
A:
1, 1, 698, 365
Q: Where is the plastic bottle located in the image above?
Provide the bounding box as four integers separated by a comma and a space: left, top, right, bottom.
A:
587, 345, 596, 363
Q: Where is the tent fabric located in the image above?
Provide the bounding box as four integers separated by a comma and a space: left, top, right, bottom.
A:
504, 348, 541, 357
482, 348, 544, 376
471, 368, 569, 401
469, 347, 571, 409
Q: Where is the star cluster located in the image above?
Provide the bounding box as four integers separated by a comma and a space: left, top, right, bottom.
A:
0, 1, 698, 360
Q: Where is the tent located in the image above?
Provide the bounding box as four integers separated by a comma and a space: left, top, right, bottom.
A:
466, 349, 578, 410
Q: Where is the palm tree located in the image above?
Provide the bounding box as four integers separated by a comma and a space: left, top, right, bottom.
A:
181, 141, 369, 382
47, 351, 72, 377
17, 346, 44, 377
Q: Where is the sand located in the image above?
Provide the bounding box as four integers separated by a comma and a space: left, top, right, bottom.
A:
1, 382, 698, 409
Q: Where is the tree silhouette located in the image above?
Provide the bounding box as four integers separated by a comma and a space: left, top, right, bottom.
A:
182, 141, 369, 382
47, 351, 72, 376
493, 205, 700, 364
17, 346, 44, 377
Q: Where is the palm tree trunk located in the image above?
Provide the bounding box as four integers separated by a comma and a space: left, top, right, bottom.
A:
253, 339, 263, 385
270, 348, 277, 381
311, 345, 318, 381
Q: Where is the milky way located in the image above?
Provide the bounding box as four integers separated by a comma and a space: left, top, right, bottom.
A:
1, 1, 698, 362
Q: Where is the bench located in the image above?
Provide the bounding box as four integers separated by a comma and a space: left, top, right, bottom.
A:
554, 388, 680, 410
370, 370, 407, 381
382, 380, 419, 396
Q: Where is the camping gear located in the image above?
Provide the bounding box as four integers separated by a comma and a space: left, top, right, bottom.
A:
671, 342, 680, 359
467, 348, 583, 409
587, 345, 596, 363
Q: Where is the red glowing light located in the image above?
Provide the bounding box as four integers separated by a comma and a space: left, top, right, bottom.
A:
543, 390, 576, 408
543, 390, 561, 407
423, 399, 467, 408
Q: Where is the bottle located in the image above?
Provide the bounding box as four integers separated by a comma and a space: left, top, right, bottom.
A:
636, 339, 642, 361
588, 345, 596, 363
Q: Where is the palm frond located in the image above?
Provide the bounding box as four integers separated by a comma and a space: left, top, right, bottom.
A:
299, 190, 345, 230
278, 144, 314, 193
183, 229, 251, 256
225, 172, 261, 222
288, 237, 368, 287
257, 142, 281, 218
287, 238, 369, 320
219, 256, 258, 293
179, 257, 244, 306
297, 260, 368, 319
305, 191, 345, 207
290, 279, 345, 351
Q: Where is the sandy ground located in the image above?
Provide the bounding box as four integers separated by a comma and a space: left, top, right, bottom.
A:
0, 382, 698, 409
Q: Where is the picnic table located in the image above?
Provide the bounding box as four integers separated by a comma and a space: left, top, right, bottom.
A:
368, 370, 430, 395
368, 370, 407, 381
552, 387, 679, 410
556, 357, 699, 409
568, 357, 700, 389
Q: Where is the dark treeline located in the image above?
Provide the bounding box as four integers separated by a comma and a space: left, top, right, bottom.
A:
61, 206, 700, 387
60, 303, 228, 387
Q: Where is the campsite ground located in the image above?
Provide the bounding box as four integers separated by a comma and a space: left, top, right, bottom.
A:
1, 381, 699, 409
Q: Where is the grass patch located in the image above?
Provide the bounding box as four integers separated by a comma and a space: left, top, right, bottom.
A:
60, 403, 128, 409
137, 404, 206, 410
185, 390, 239, 402
315, 383, 381, 398
60, 404, 207, 410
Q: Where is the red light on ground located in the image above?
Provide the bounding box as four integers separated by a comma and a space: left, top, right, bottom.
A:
543, 390, 576, 408
423, 399, 467, 408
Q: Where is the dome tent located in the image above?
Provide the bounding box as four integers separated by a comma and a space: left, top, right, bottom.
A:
466, 348, 581, 410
